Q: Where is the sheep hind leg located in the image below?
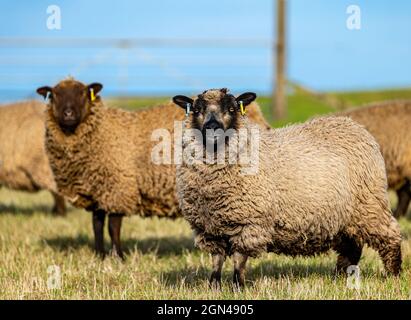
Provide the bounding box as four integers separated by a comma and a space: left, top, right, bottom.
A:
92, 210, 106, 258
209, 253, 225, 290
365, 217, 402, 276
51, 192, 66, 216
393, 180, 411, 218
108, 214, 125, 260
333, 235, 363, 275
373, 232, 402, 276
232, 252, 248, 291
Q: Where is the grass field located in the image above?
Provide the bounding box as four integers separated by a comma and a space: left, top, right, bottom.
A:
108, 87, 411, 127
1, 89, 411, 300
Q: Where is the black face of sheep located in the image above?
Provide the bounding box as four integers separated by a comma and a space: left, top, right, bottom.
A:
37, 80, 103, 134
173, 89, 257, 147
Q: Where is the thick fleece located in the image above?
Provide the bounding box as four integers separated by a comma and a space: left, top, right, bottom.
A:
177, 115, 402, 275
0, 101, 66, 214
45, 97, 269, 218
343, 100, 411, 217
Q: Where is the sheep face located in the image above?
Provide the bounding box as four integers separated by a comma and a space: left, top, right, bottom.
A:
173, 89, 256, 146
37, 80, 102, 133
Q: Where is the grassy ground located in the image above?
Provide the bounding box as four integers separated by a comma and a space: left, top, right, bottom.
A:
1, 88, 411, 299
0, 189, 410, 299
108, 87, 411, 127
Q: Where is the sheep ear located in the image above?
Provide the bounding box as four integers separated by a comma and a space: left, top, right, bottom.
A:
36, 86, 53, 100
87, 83, 103, 101
236, 92, 257, 107
173, 95, 193, 110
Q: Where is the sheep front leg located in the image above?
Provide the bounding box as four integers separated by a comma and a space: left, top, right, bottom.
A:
108, 214, 124, 260
209, 253, 225, 290
51, 192, 66, 216
232, 252, 248, 290
92, 210, 106, 258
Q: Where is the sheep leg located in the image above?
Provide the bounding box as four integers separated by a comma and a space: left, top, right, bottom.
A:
209, 253, 225, 290
365, 218, 402, 276
51, 192, 66, 216
334, 236, 363, 275
108, 214, 124, 260
92, 210, 106, 258
375, 233, 402, 276
232, 252, 248, 290
393, 180, 411, 218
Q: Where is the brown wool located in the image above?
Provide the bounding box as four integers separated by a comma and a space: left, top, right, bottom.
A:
342, 100, 411, 217
44, 82, 269, 218
0, 100, 66, 214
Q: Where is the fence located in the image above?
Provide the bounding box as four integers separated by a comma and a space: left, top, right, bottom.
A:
0, 37, 273, 102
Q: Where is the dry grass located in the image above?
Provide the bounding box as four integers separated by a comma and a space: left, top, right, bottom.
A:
0, 188, 410, 300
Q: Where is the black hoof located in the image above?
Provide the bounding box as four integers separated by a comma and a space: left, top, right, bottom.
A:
110, 250, 125, 261
95, 251, 107, 260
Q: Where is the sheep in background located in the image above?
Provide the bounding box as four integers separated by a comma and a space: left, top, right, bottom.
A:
342, 100, 411, 218
0, 101, 66, 216
36, 79, 269, 259
173, 88, 402, 289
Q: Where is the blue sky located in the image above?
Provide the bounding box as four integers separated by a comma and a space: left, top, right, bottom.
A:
0, 0, 410, 101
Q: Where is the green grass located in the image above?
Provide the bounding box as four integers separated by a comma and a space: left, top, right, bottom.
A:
0, 188, 410, 299
2, 88, 411, 300
332, 88, 411, 106
108, 87, 411, 128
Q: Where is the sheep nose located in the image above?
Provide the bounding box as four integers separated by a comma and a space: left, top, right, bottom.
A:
204, 121, 221, 130
64, 109, 74, 118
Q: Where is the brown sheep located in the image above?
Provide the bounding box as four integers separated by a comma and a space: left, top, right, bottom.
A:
342, 100, 411, 218
173, 89, 402, 289
0, 101, 66, 215
36, 79, 269, 259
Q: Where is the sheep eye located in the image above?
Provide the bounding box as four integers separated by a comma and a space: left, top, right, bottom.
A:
229, 107, 235, 113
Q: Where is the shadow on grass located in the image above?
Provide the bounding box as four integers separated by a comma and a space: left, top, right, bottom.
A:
158, 254, 393, 289
0, 203, 75, 216
159, 265, 210, 287
249, 259, 333, 280
41, 233, 195, 257
43, 233, 91, 251
41, 233, 338, 287
159, 255, 336, 288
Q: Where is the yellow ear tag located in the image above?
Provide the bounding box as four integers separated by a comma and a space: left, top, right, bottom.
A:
90, 88, 96, 102
239, 101, 246, 115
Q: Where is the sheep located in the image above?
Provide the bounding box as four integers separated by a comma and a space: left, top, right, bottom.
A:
36, 78, 269, 259
173, 88, 402, 289
0, 100, 66, 216
341, 100, 411, 218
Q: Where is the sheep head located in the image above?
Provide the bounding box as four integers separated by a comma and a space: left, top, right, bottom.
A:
37, 79, 103, 134
173, 88, 257, 147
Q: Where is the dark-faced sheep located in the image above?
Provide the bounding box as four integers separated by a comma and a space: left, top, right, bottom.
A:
0, 101, 66, 216
342, 100, 411, 218
36, 79, 269, 259
173, 88, 402, 289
